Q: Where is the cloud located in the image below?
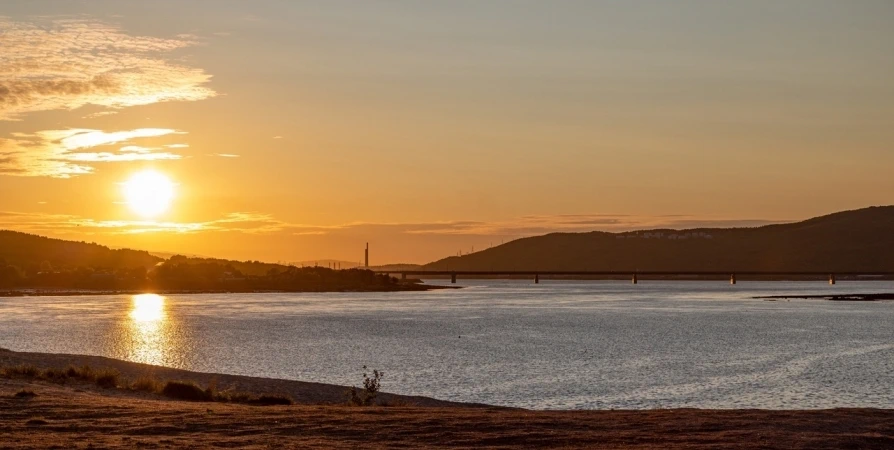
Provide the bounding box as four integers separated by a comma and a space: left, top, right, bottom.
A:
82, 111, 119, 119
0, 209, 785, 240
0, 128, 185, 177
0, 210, 292, 236
0, 17, 216, 120
272, 136, 283, 139
272, 215, 786, 238
211, 153, 240, 158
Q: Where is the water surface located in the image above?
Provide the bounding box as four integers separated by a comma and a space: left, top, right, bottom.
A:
1, 280, 892, 409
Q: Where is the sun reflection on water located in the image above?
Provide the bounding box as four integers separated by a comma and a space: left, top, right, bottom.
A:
126, 294, 169, 366
131, 293, 165, 322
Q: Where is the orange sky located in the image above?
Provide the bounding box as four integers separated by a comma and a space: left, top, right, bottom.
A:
1, 1, 893, 264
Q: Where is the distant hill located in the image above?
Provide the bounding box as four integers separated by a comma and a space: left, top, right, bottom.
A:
370, 264, 424, 272
291, 259, 364, 270
423, 206, 894, 272
0, 230, 161, 271
0, 231, 411, 292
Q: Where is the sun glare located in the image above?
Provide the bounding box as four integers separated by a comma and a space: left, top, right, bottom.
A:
123, 170, 175, 218
130, 293, 166, 322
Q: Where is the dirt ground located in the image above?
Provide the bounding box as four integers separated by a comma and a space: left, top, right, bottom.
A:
2, 376, 893, 449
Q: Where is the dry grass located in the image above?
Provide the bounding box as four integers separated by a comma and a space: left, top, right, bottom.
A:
1, 364, 40, 378
2, 376, 893, 449
94, 369, 120, 389
1, 363, 298, 407
131, 376, 164, 393
161, 380, 212, 401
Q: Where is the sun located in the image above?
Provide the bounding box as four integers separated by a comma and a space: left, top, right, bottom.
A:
122, 170, 175, 218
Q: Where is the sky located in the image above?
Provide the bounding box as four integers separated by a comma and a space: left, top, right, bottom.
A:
1, 0, 893, 264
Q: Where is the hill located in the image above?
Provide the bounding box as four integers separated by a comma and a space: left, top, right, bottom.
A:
424, 206, 894, 272
0, 230, 161, 272
0, 231, 417, 292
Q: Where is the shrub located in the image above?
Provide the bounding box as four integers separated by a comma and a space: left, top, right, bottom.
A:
14, 389, 37, 398
94, 369, 120, 389
65, 365, 96, 381
161, 381, 211, 402
216, 390, 252, 403
347, 365, 384, 406
42, 368, 68, 383
131, 376, 163, 393
2, 364, 40, 378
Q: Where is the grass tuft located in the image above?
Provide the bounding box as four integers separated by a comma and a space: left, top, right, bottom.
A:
94, 369, 120, 389
2, 364, 40, 378
161, 381, 212, 402
64, 365, 96, 381
42, 368, 69, 383
131, 376, 163, 394
14, 389, 37, 398
1, 364, 296, 406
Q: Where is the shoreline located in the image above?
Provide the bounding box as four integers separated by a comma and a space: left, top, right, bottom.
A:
1, 350, 892, 448
0, 284, 458, 297
756, 293, 894, 301
0, 348, 478, 408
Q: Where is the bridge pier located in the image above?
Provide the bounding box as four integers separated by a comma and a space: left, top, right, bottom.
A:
730, 274, 737, 285
829, 274, 836, 285
632, 273, 638, 285
535, 274, 539, 284
451, 273, 457, 284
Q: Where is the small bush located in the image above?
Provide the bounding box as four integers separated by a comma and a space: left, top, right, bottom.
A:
2, 365, 40, 378
216, 390, 252, 403
347, 365, 384, 406
162, 381, 211, 402
250, 395, 293, 406
94, 369, 120, 389
42, 368, 69, 383
131, 376, 163, 393
65, 365, 96, 381
14, 389, 37, 398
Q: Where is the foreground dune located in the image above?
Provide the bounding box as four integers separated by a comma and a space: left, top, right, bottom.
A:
1, 350, 893, 449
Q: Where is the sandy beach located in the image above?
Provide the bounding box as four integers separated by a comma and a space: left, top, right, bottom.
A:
2, 349, 892, 449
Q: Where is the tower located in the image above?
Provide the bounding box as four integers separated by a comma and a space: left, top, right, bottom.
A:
365, 243, 369, 268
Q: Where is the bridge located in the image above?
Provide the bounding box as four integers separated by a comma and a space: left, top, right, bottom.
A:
373, 270, 894, 285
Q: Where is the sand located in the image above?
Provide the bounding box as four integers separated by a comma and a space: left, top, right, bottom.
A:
1, 349, 893, 449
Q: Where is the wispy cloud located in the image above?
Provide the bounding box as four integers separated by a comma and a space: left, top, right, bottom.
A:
0, 210, 784, 239
0, 128, 185, 177
211, 153, 240, 158
0, 17, 216, 120
0, 211, 290, 235
82, 111, 119, 119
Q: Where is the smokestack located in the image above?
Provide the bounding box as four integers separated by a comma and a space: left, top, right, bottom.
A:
365, 243, 369, 268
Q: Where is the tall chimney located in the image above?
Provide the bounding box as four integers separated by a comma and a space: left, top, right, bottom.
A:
365, 243, 369, 268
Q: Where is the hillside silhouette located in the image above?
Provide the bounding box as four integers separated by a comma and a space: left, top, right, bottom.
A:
0, 231, 408, 292
424, 206, 894, 272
